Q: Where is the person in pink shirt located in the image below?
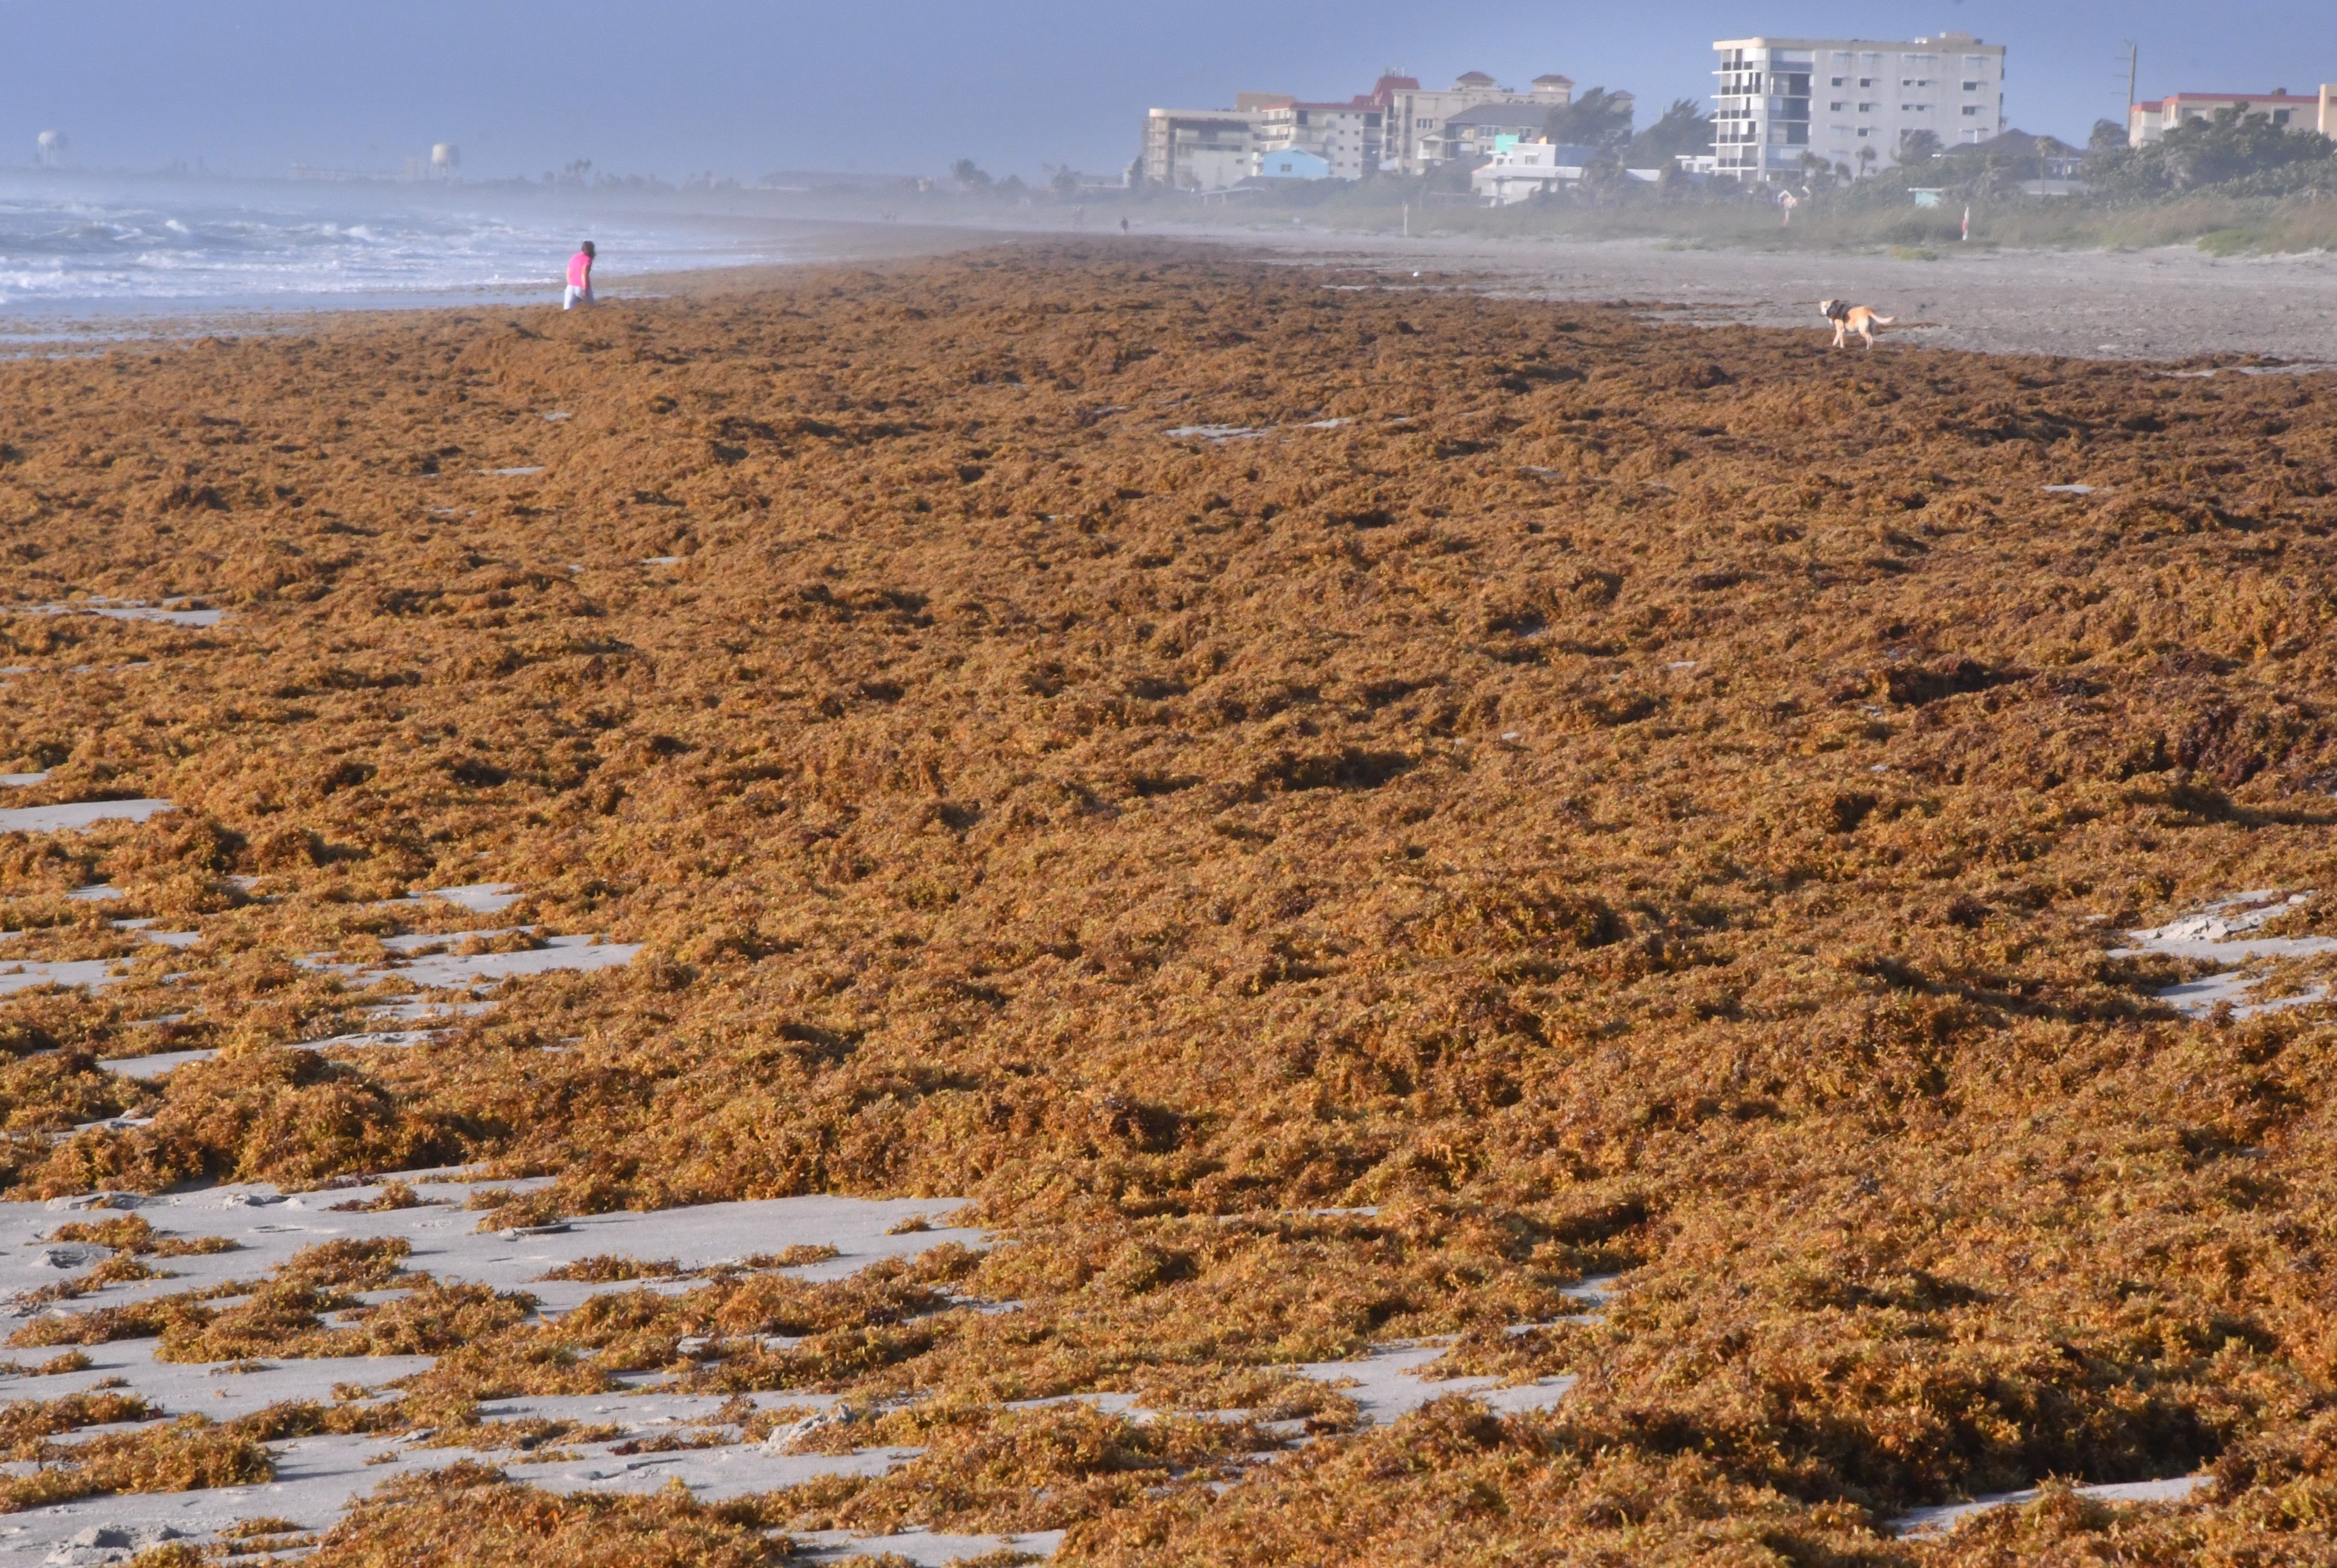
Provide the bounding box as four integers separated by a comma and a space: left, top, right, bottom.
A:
563, 240, 595, 309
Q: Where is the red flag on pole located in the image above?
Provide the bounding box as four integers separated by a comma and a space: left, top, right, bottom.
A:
1962, 204, 1971, 241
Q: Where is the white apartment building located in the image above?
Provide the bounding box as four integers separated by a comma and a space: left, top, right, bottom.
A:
1140, 107, 1259, 191
1713, 32, 2005, 182
1253, 101, 1387, 180
1375, 71, 1574, 175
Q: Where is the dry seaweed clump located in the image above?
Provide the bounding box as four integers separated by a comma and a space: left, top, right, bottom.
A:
46, 1215, 239, 1259
536, 1253, 682, 1282
6, 245, 2337, 1556
299, 1463, 788, 1568
0, 1414, 271, 1513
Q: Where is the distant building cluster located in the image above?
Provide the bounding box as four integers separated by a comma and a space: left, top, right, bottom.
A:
1141, 30, 2337, 204
1143, 39, 2028, 198
1141, 70, 1589, 192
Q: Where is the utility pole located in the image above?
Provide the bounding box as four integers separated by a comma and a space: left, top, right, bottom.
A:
2124, 41, 2138, 114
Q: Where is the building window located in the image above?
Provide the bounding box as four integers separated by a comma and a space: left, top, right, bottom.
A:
1962, 105, 1980, 116
1858, 77, 1876, 87
1858, 104, 1876, 114
1830, 76, 1846, 87
2275, 109, 2292, 124
1830, 102, 1846, 111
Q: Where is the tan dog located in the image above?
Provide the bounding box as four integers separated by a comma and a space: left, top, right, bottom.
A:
1820, 299, 1894, 349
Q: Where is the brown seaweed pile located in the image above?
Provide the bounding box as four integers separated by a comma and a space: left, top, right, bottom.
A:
3, 244, 2337, 1563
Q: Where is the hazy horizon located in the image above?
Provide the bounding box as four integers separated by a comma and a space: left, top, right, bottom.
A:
0, 1, 2327, 185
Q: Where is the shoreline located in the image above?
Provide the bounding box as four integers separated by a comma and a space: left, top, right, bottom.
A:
0, 208, 1023, 346
6, 207, 2336, 366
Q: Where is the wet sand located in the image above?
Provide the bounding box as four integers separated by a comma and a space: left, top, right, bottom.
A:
1246, 229, 2337, 363
980, 215, 2337, 364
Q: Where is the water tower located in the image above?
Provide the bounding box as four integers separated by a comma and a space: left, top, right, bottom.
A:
431, 142, 460, 179
35, 131, 65, 168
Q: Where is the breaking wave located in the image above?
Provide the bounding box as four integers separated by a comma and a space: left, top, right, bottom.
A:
0, 176, 791, 312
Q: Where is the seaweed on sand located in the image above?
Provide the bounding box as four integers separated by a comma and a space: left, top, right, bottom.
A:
2, 246, 2337, 1559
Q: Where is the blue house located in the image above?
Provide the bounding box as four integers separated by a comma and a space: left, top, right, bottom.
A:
1255, 148, 1332, 180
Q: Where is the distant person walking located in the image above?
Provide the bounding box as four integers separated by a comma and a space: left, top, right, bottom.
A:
563, 240, 596, 309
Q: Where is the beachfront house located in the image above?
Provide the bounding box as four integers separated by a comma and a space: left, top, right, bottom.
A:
1713, 31, 2005, 183
1255, 148, 1332, 180
1472, 142, 1602, 204
2127, 89, 2337, 145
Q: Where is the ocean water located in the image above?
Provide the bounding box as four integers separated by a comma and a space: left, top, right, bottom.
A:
0, 174, 810, 319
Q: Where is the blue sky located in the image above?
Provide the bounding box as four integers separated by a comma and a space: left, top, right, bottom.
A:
0, 1, 2326, 181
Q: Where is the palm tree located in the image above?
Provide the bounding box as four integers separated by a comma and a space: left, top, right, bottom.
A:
1897, 129, 1943, 165
1857, 145, 1878, 178
1544, 87, 1637, 153
1622, 99, 1716, 168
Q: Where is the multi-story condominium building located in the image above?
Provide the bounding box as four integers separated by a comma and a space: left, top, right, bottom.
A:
2127, 89, 2337, 145
1253, 101, 1387, 180
1712, 32, 2005, 182
1370, 71, 1575, 175
1431, 97, 1626, 165
1140, 107, 1259, 191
